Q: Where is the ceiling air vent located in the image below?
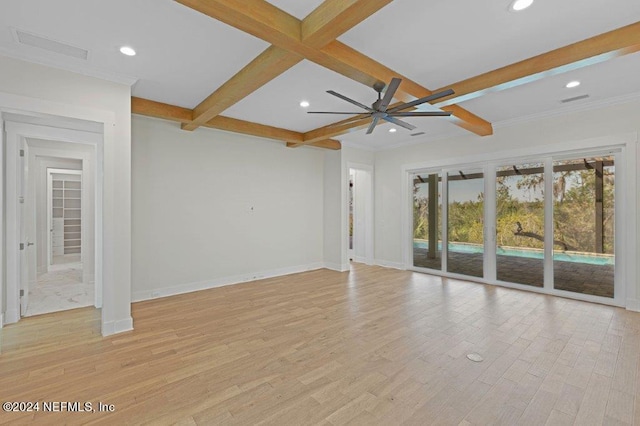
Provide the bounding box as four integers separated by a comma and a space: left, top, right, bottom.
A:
410, 132, 426, 137
15, 29, 88, 60
560, 94, 589, 104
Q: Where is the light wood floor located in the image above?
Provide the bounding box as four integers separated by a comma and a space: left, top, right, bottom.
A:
1, 264, 639, 425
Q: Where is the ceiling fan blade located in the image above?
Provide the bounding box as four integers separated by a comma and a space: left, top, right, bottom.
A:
366, 116, 380, 134
388, 111, 452, 117
327, 90, 374, 112
387, 88, 455, 113
307, 111, 371, 114
382, 115, 416, 131
378, 78, 402, 112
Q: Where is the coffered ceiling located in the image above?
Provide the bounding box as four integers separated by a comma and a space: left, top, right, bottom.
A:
1, 1, 639, 150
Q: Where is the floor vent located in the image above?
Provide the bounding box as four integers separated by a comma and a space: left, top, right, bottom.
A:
560, 94, 589, 104
410, 132, 426, 137
15, 29, 88, 60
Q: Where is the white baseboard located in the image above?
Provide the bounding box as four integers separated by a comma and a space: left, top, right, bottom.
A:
375, 259, 405, 270
102, 316, 133, 336
132, 262, 325, 303
324, 262, 349, 272
627, 299, 640, 312
0, 313, 4, 328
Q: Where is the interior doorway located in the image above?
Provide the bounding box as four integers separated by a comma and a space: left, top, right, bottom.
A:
21, 166, 94, 317
3, 115, 100, 324
347, 164, 374, 265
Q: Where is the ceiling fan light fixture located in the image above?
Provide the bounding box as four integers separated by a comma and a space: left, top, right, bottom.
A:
119, 46, 136, 56
299, 100, 310, 108
565, 80, 581, 88
389, 128, 397, 133
509, 0, 534, 11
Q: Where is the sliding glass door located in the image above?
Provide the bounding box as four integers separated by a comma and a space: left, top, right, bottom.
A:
447, 169, 484, 278
412, 172, 442, 270
552, 156, 615, 298
495, 163, 545, 286
409, 150, 619, 303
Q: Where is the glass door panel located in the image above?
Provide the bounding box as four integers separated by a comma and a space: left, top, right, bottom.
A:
447, 169, 484, 277
412, 172, 442, 270
496, 163, 545, 286
552, 156, 615, 298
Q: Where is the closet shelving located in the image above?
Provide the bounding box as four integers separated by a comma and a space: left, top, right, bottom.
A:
52, 177, 82, 255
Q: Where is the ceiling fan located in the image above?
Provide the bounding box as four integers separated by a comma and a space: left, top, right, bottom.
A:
308, 77, 454, 134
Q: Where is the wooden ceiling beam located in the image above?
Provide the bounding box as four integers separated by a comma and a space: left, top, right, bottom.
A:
432, 21, 640, 107
287, 139, 342, 150
182, 46, 303, 131
131, 97, 193, 123
301, 0, 392, 48
299, 21, 640, 146
174, 0, 302, 52
131, 96, 340, 149
179, 0, 392, 132
175, 0, 492, 137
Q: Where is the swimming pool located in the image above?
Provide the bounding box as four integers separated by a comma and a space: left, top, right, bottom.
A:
413, 240, 614, 266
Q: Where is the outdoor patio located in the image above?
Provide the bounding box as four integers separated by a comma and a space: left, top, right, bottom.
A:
413, 248, 614, 298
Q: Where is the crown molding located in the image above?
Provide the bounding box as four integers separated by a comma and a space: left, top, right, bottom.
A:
494, 91, 640, 130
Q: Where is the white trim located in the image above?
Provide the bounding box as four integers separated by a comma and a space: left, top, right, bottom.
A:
324, 262, 349, 272
132, 263, 326, 302
627, 299, 640, 312
101, 317, 134, 336
375, 259, 405, 270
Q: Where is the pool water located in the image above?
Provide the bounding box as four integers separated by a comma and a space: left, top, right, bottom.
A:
413, 240, 614, 266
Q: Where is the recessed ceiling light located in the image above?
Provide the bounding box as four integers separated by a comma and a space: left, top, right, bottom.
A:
119, 46, 136, 56
299, 100, 310, 108
389, 128, 397, 133
566, 80, 581, 88
509, 0, 534, 11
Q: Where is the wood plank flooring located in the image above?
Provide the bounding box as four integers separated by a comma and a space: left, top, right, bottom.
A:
1, 264, 639, 425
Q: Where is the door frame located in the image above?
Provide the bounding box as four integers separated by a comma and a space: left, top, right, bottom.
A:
346, 162, 374, 266
3, 120, 102, 324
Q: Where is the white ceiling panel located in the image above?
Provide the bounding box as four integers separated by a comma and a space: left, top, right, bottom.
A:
339, 0, 640, 90
267, 0, 324, 20
0, 0, 268, 108
222, 60, 383, 132
340, 115, 469, 151
459, 51, 640, 123
1, 0, 639, 150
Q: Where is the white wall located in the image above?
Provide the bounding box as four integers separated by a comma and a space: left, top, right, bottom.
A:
131, 115, 324, 300
323, 150, 343, 271
0, 55, 132, 335
373, 98, 640, 309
